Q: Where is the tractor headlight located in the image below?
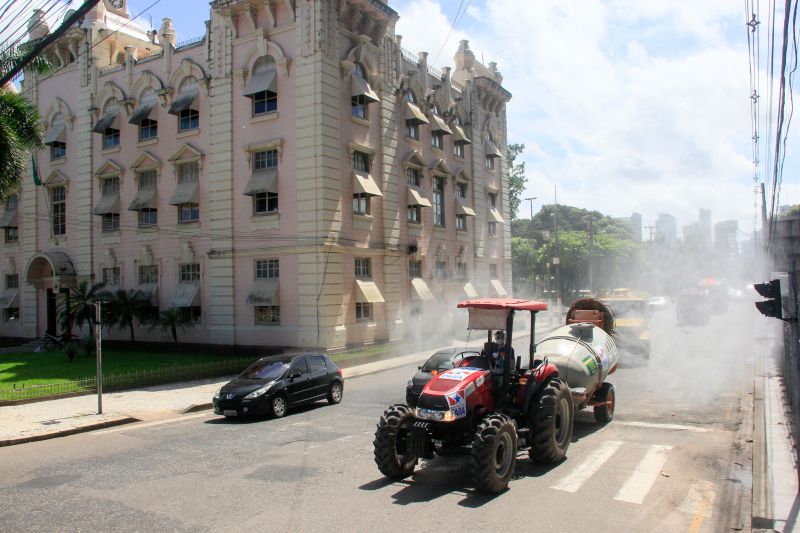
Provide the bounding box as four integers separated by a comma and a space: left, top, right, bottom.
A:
244, 382, 275, 400
414, 408, 447, 421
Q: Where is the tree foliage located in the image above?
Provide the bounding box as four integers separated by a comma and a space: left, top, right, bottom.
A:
151, 307, 197, 344
506, 143, 526, 220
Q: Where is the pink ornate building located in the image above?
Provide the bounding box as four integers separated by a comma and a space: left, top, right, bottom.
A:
0, 0, 512, 350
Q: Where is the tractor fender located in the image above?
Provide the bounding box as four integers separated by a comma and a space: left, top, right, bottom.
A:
523, 364, 560, 413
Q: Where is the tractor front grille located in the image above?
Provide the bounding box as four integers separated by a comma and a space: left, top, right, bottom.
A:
416, 393, 448, 411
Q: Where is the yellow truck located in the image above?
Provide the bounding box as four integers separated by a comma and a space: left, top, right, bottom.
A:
567, 291, 651, 365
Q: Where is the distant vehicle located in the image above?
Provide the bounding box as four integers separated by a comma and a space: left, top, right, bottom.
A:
406, 348, 481, 406
568, 295, 651, 364
676, 289, 710, 326
213, 353, 343, 418
648, 296, 668, 311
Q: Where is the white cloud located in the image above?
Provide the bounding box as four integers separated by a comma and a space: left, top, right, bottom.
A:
392, 0, 787, 233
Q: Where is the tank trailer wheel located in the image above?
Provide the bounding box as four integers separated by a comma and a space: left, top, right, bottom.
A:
529, 378, 574, 464
593, 382, 615, 424
470, 413, 517, 494
373, 404, 418, 479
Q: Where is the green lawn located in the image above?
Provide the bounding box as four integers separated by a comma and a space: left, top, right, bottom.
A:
0, 350, 251, 389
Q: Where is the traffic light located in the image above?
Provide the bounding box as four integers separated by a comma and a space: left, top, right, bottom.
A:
754, 279, 783, 319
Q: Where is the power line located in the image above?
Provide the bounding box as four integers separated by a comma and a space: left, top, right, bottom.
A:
431, 0, 471, 67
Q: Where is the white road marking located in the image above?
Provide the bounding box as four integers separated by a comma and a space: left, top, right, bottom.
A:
616, 421, 714, 433
333, 435, 353, 442
94, 412, 211, 435
614, 444, 673, 504
551, 440, 624, 492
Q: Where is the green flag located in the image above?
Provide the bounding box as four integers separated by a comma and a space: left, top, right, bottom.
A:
31, 154, 41, 186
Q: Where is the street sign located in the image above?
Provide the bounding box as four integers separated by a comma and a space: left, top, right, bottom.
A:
552, 257, 560, 265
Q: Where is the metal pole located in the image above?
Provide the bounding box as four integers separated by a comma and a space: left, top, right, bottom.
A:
552, 211, 561, 319
588, 215, 594, 293
95, 301, 103, 415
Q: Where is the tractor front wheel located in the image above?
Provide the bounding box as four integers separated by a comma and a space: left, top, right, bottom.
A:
373, 404, 418, 479
529, 378, 574, 464
470, 413, 517, 494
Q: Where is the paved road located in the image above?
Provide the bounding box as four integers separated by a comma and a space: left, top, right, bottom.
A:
0, 301, 757, 532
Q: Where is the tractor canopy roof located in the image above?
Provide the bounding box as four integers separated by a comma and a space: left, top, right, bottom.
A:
457, 298, 549, 312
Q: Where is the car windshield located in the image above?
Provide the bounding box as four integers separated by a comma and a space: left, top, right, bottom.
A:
240, 360, 289, 380
421, 353, 457, 372
607, 300, 645, 318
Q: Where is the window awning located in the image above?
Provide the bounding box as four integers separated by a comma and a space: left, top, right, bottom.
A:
44, 121, 65, 145
243, 169, 278, 196
168, 87, 198, 115
128, 188, 157, 211
246, 279, 279, 305
128, 100, 156, 125
170, 281, 200, 308
407, 187, 432, 207
404, 101, 429, 125
490, 279, 508, 297
92, 194, 120, 215
485, 138, 502, 158
168, 180, 199, 205
0, 289, 18, 309
92, 108, 119, 133
429, 115, 452, 135
243, 68, 277, 97
489, 208, 504, 223
456, 198, 476, 217
352, 75, 380, 103
353, 171, 382, 197
453, 125, 471, 145
138, 282, 159, 304
355, 279, 385, 303
410, 278, 434, 301
463, 282, 479, 299
0, 209, 17, 228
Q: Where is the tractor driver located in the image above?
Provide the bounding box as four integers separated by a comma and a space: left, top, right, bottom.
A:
492, 331, 515, 373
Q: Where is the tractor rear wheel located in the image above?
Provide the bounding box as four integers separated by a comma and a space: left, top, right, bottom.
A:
529, 378, 573, 464
373, 404, 418, 479
470, 413, 517, 494
593, 382, 615, 423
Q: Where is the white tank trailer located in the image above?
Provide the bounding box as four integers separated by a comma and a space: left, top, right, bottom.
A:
535, 300, 620, 420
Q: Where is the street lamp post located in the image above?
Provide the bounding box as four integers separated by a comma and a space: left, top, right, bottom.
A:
524, 197, 538, 239
551, 211, 561, 319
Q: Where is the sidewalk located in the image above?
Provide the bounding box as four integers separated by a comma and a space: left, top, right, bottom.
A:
0, 349, 433, 447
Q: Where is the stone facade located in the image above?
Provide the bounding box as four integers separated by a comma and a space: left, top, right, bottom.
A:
0, 0, 512, 350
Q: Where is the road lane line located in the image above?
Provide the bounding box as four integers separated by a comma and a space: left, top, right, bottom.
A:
552, 440, 624, 492
616, 421, 714, 433
614, 444, 673, 504
680, 480, 715, 532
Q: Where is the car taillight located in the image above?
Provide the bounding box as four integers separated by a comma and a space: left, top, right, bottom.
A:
337, 369, 343, 377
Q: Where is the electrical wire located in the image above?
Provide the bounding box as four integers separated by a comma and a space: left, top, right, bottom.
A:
430, 0, 471, 67
0, 0, 63, 54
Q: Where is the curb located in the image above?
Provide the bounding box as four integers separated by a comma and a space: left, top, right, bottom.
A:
181, 402, 213, 414
0, 416, 139, 447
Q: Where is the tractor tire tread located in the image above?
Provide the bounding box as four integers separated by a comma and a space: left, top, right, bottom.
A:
470, 413, 517, 494
373, 404, 418, 479
529, 379, 573, 464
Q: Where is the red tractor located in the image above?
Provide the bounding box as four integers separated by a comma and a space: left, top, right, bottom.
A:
373, 298, 575, 494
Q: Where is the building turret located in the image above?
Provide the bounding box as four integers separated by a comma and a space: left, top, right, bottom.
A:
158, 18, 176, 48
27, 9, 50, 41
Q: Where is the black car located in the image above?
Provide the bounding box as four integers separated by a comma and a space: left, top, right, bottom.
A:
405, 348, 482, 406
213, 353, 344, 418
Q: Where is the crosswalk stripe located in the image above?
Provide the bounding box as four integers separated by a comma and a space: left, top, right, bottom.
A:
552, 440, 624, 492
614, 444, 673, 504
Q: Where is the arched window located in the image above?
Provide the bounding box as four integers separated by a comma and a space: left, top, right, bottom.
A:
100, 98, 120, 148
169, 76, 199, 131
45, 113, 66, 160
243, 57, 277, 116
129, 88, 158, 140
350, 62, 379, 120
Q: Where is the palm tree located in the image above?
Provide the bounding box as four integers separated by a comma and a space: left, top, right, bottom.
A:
0, 47, 52, 199
60, 281, 107, 334
151, 308, 197, 343
106, 288, 156, 342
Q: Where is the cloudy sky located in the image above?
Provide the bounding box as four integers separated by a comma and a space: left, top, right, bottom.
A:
41, 0, 800, 236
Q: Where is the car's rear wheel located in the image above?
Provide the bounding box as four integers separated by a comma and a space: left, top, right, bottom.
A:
328, 381, 343, 404
374, 404, 418, 479
270, 394, 287, 418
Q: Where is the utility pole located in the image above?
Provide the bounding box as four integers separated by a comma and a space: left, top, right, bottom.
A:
95, 301, 103, 415
525, 196, 537, 239
551, 210, 561, 319
588, 214, 594, 293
